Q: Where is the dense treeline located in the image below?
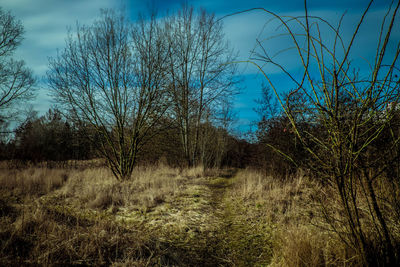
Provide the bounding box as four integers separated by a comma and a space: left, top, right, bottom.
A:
0, 108, 261, 169
0, 109, 95, 163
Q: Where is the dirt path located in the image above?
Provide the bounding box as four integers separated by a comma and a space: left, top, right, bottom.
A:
198, 169, 273, 266
155, 168, 273, 266
206, 169, 237, 208
169, 169, 240, 266
139, 169, 242, 266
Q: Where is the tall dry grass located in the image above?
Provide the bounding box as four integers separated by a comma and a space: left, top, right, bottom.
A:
230, 168, 400, 266
3, 162, 396, 265
58, 164, 205, 211
0, 167, 68, 197
230, 168, 361, 266
0, 162, 209, 265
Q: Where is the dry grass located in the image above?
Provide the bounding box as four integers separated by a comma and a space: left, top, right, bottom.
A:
0, 163, 223, 266
230, 169, 316, 225
0, 165, 158, 265
229, 168, 400, 266
0, 200, 161, 265
0, 167, 68, 198
58, 165, 191, 212
228, 169, 350, 266
1, 163, 398, 266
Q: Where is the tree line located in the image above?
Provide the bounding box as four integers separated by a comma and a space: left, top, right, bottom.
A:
1, 108, 257, 170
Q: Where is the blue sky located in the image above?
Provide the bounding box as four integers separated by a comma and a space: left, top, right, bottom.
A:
2, 0, 399, 133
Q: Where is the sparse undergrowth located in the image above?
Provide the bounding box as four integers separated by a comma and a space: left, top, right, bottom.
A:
1, 163, 398, 266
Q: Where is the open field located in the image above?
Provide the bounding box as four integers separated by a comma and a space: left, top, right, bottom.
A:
1, 162, 391, 266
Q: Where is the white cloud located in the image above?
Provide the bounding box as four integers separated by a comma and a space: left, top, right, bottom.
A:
2, 0, 118, 76
1, 0, 121, 115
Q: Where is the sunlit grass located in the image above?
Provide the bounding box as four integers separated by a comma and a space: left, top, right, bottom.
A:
1, 163, 398, 265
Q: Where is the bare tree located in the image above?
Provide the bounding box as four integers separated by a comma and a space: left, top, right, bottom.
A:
0, 8, 35, 122
48, 10, 168, 180
164, 5, 239, 167
245, 0, 400, 265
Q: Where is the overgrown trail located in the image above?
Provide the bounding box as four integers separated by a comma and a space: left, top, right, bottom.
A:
158, 168, 273, 266
205, 169, 273, 266
206, 169, 236, 209
159, 169, 240, 266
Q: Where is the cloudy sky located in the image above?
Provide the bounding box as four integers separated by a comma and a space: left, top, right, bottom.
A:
2, 0, 399, 132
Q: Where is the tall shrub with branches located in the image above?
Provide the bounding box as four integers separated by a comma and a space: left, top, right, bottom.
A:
244, 0, 400, 264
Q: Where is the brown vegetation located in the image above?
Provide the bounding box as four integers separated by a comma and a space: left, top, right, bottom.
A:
2, 163, 398, 265
0, 163, 205, 265
228, 169, 400, 266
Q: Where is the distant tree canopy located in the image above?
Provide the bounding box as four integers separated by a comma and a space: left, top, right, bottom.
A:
0, 107, 253, 171
10, 109, 97, 163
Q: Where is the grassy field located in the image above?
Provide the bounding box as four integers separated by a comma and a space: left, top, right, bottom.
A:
0, 162, 384, 266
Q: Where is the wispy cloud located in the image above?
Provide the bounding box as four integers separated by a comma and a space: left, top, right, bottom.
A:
2, 0, 119, 113
1, 0, 398, 127
3, 0, 117, 78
